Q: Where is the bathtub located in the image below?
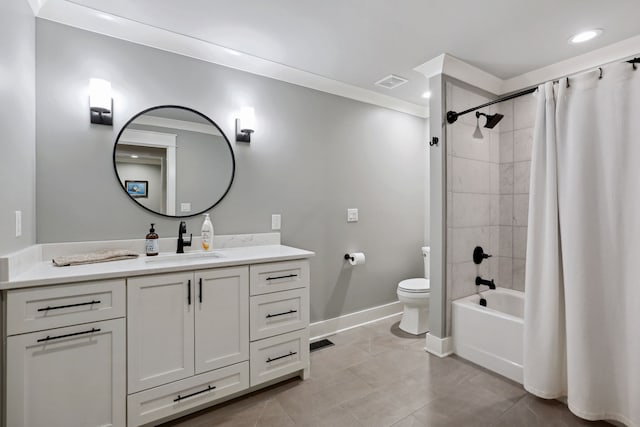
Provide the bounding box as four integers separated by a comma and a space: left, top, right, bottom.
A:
451, 288, 524, 383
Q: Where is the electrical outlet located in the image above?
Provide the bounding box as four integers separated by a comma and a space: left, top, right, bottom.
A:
347, 208, 359, 223
180, 203, 191, 213
15, 210, 22, 237
271, 214, 281, 230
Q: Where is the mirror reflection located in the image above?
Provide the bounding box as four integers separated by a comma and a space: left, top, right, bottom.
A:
113, 106, 235, 217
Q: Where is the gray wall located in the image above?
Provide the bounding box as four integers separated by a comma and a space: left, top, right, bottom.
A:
35, 20, 427, 322
0, 0, 36, 255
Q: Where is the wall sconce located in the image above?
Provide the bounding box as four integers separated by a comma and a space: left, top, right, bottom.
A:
235, 107, 255, 142
89, 78, 113, 126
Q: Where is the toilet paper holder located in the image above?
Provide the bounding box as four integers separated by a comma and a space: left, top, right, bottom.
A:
344, 253, 354, 261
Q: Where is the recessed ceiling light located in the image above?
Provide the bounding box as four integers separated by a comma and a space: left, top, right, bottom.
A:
422, 91, 432, 99
569, 29, 603, 44
130, 154, 139, 159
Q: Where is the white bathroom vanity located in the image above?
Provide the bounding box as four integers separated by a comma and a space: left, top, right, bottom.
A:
0, 235, 313, 427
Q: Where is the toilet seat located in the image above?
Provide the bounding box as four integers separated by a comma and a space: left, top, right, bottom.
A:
398, 278, 430, 293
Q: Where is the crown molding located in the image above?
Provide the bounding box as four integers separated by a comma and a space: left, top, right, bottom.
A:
36, 0, 428, 118
133, 116, 222, 137
416, 35, 640, 96
502, 34, 640, 93
26, 0, 47, 15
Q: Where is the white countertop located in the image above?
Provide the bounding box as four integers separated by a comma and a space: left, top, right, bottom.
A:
0, 245, 314, 290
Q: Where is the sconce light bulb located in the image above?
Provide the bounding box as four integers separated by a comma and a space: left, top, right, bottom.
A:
239, 107, 255, 133
89, 78, 112, 113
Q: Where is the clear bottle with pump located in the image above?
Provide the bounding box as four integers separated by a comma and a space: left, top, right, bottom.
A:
146, 223, 159, 256
201, 214, 214, 251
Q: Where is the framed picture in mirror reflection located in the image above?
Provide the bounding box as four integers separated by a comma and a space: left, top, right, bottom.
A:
125, 180, 148, 198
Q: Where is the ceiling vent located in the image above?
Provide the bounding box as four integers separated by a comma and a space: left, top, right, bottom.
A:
375, 74, 408, 89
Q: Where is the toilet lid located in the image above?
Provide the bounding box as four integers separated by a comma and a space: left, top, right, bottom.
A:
398, 278, 430, 293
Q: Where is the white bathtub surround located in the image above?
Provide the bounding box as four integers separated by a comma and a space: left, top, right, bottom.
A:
452, 288, 524, 383
525, 64, 640, 427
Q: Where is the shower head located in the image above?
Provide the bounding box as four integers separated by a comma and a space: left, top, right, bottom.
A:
476, 111, 504, 129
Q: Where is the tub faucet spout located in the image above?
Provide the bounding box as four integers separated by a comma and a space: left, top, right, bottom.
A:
475, 276, 495, 290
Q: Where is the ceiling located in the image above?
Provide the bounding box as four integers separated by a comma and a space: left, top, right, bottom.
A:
66, 0, 640, 106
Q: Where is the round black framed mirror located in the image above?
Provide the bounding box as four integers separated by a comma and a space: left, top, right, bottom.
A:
113, 105, 235, 218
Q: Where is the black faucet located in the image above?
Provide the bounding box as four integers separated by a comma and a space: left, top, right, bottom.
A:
177, 221, 192, 254
475, 276, 496, 290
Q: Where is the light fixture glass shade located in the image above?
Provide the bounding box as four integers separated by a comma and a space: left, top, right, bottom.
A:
473, 123, 484, 139
89, 78, 112, 113
239, 107, 255, 132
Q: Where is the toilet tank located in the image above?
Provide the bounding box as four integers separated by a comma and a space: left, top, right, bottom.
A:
422, 246, 430, 278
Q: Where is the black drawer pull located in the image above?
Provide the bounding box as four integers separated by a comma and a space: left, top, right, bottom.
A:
199, 278, 203, 303
187, 280, 191, 305
266, 274, 298, 281
266, 351, 297, 363
37, 300, 101, 312
173, 385, 216, 402
37, 327, 101, 343
266, 309, 298, 319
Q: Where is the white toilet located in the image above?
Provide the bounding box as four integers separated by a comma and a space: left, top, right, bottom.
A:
397, 246, 430, 335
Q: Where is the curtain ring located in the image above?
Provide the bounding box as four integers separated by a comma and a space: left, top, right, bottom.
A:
599, 67, 603, 79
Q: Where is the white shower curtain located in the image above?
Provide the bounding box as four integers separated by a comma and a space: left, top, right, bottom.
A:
524, 63, 640, 427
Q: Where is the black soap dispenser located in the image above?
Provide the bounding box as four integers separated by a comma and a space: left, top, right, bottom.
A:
146, 223, 159, 256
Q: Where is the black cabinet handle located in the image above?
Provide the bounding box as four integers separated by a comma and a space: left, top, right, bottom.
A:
266, 351, 297, 363
266, 309, 298, 319
187, 280, 191, 305
37, 327, 101, 343
173, 385, 216, 402
37, 300, 101, 312
199, 278, 203, 303
266, 274, 298, 281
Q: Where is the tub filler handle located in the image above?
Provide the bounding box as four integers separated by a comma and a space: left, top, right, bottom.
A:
473, 246, 492, 264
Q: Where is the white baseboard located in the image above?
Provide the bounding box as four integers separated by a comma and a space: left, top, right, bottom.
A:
425, 333, 453, 358
310, 301, 403, 341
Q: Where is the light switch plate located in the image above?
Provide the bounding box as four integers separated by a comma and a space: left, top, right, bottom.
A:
347, 208, 358, 223
271, 214, 281, 230
180, 203, 191, 213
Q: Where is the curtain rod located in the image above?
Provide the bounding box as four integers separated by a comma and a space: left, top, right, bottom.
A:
446, 57, 640, 125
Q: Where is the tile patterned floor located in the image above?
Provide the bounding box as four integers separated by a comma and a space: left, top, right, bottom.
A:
162, 316, 610, 427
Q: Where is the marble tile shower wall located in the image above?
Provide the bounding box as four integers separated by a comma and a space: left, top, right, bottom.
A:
498, 94, 536, 292
445, 83, 535, 332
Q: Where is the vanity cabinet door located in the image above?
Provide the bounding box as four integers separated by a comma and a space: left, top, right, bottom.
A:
6, 319, 126, 427
127, 272, 195, 393
195, 266, 249, 374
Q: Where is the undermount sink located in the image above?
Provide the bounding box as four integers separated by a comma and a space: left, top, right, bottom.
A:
144, 251, 224, 263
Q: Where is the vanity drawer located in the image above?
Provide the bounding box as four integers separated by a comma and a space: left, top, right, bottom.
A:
250, 288, 308, 341
250, 260, 309, 295
6, 279, 126, 335
250, 329, 309, 387
127, 361, 249, 427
